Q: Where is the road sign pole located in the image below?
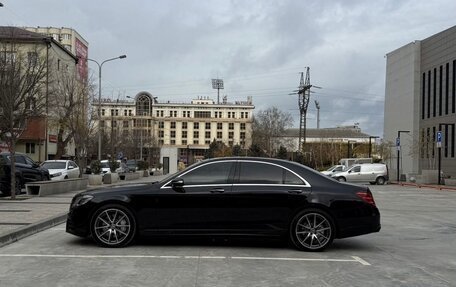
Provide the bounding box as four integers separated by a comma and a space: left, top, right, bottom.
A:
437, 131, 442, 185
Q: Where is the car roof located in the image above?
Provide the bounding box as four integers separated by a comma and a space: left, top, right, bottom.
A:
43, 160, 69, 163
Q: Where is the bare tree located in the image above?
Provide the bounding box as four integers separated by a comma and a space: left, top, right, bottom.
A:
0, 41, 47, 198
252, 107, 293, 157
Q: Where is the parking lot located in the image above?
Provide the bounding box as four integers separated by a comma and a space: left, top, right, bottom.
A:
0, 184, 455, 287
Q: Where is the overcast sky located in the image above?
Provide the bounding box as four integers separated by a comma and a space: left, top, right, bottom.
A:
1, 0, 455, 137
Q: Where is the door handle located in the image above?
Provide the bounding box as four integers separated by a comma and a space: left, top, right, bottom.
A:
288, 189, 303, 194
210, 188, 225, 193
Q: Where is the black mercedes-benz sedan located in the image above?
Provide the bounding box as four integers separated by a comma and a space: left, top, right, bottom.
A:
66, 157, 380, 251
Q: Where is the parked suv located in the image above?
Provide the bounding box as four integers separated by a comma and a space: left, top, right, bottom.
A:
332, 163, 388, 185
0, 152, 50, 195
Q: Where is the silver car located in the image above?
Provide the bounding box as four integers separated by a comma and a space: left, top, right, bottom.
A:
332, 163, 388, 185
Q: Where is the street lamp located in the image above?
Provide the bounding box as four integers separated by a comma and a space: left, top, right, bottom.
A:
396, 130, 410, 182
86, 55, 126, 160
437, 123, 455, 185
368, 136, 379, 158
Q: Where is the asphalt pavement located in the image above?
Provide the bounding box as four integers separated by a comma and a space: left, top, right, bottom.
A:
0, 173, 167, 247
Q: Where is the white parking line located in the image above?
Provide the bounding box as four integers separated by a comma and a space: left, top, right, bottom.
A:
0, 254, 370, 265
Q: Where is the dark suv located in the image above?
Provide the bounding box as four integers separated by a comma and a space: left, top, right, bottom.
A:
0, 152, 50, 196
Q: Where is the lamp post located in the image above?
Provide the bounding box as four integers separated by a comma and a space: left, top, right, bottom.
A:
396, 130, 410, 182
86, 55, 126, 160
347, 140, 356, 158
437, 123, 455, 185
368, 136, 379, 158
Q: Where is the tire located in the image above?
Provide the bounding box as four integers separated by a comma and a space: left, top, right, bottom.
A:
337, 177, 346, 182
90, 204, 136, 248
290, 209, 335, 252
376, 177, 386, 185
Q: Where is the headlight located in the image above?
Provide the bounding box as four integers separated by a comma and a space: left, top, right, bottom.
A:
71, 195, 93, 208
51, 172, 62, 177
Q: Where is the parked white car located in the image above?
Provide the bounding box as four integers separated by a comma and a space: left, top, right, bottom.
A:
321, 165, 346, 176
41, 160, 81, 181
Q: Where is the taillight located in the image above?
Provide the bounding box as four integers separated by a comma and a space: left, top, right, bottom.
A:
356, 190, 376, 206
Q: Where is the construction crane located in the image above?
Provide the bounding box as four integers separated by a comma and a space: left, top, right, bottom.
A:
290, 68, 312, 153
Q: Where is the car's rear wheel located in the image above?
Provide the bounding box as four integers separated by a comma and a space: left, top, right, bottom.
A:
376, 177, 386, 185
90, 204, 136, 248
290, 209, 335, 252
337, 177, 346, 182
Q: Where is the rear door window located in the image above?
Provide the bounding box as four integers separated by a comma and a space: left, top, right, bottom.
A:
238, 162, 283, 184
180, 161, 234, 186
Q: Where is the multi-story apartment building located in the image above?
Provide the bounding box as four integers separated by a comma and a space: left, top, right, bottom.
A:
0, 27, 79, 161
97, 91, 254, 170
384, 25, 456, 180
24, 27, 88, 81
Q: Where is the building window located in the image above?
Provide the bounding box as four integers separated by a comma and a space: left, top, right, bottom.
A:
205, 140, 211, 144
112, 120, 117, 127
453, 60, 456, 114
194, 122, 199, 129
129, 110, 132, 116
194, 111, 211, 118
26, 143, 35, 154
101, 109, 105, 116
171, 131, 176, 138
193, 131, 199, 138
240, 132, 246, 139
100, 121, 105, 128
137, 94, 152, 116
240, 123, 246, 130
193, 139, 199, 144
205, 122, 211, 130
159, 121, 164, 129
123, 121, 129, 128
115, 109, 119, 116
171, 122, 176, 129
217, 123, 222, 130
159, 131, 164, 138
229, 123, 234, 130
439, 65, 443, 116
427, 71, 431, 118
422, 73, 425, 120
182, 140, 187, 145
217, 132, 222, 139
182, 131, 187, 138
124, 110, 127, 116
228, 132, 234, 139
205, 131, 211, 139
433, 68, 436, 117
182, 122, 187, 129
171, 140, 176, 145
445, 63, 449, 115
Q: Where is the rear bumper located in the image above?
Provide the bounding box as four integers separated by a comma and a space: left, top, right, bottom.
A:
337, 213, 381, 239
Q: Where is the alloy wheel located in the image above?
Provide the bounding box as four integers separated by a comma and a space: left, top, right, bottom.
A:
93, 208, 132, 246
294, 212, 332, 250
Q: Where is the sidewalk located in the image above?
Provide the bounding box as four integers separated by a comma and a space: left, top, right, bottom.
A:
0, 174, 167, 248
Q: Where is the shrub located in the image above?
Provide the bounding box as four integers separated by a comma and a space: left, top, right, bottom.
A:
90, 160, 102, 175
108, 158, 119, 172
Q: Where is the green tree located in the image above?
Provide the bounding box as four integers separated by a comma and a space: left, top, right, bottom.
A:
232, 144, 242, 156
248, 143, 266, 157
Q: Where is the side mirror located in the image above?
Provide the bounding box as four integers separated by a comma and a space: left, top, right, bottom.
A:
171, 178, 185, 191
68, 166, 74, 170
348, 170, 352, 173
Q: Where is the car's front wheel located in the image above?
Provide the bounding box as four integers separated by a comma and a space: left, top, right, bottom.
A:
90, 204, 136, 248
290, 209, 335, 252
337, 177, 346, 182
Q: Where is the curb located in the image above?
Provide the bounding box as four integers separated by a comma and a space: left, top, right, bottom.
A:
391, 181, 456, 191
0, 212, 68, 248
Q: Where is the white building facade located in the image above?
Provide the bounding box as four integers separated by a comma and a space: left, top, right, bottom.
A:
384, 26, 456, 180
97, 92, 254, 171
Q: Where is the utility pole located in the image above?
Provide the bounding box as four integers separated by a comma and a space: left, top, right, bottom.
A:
315, 100, 320, 129
290, 68, 312, 153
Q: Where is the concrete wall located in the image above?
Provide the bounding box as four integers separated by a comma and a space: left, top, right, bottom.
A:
384, 41, 422, 178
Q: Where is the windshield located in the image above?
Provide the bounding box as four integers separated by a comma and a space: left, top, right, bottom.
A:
101, 162, 109, 168
41, 162, 66, 169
